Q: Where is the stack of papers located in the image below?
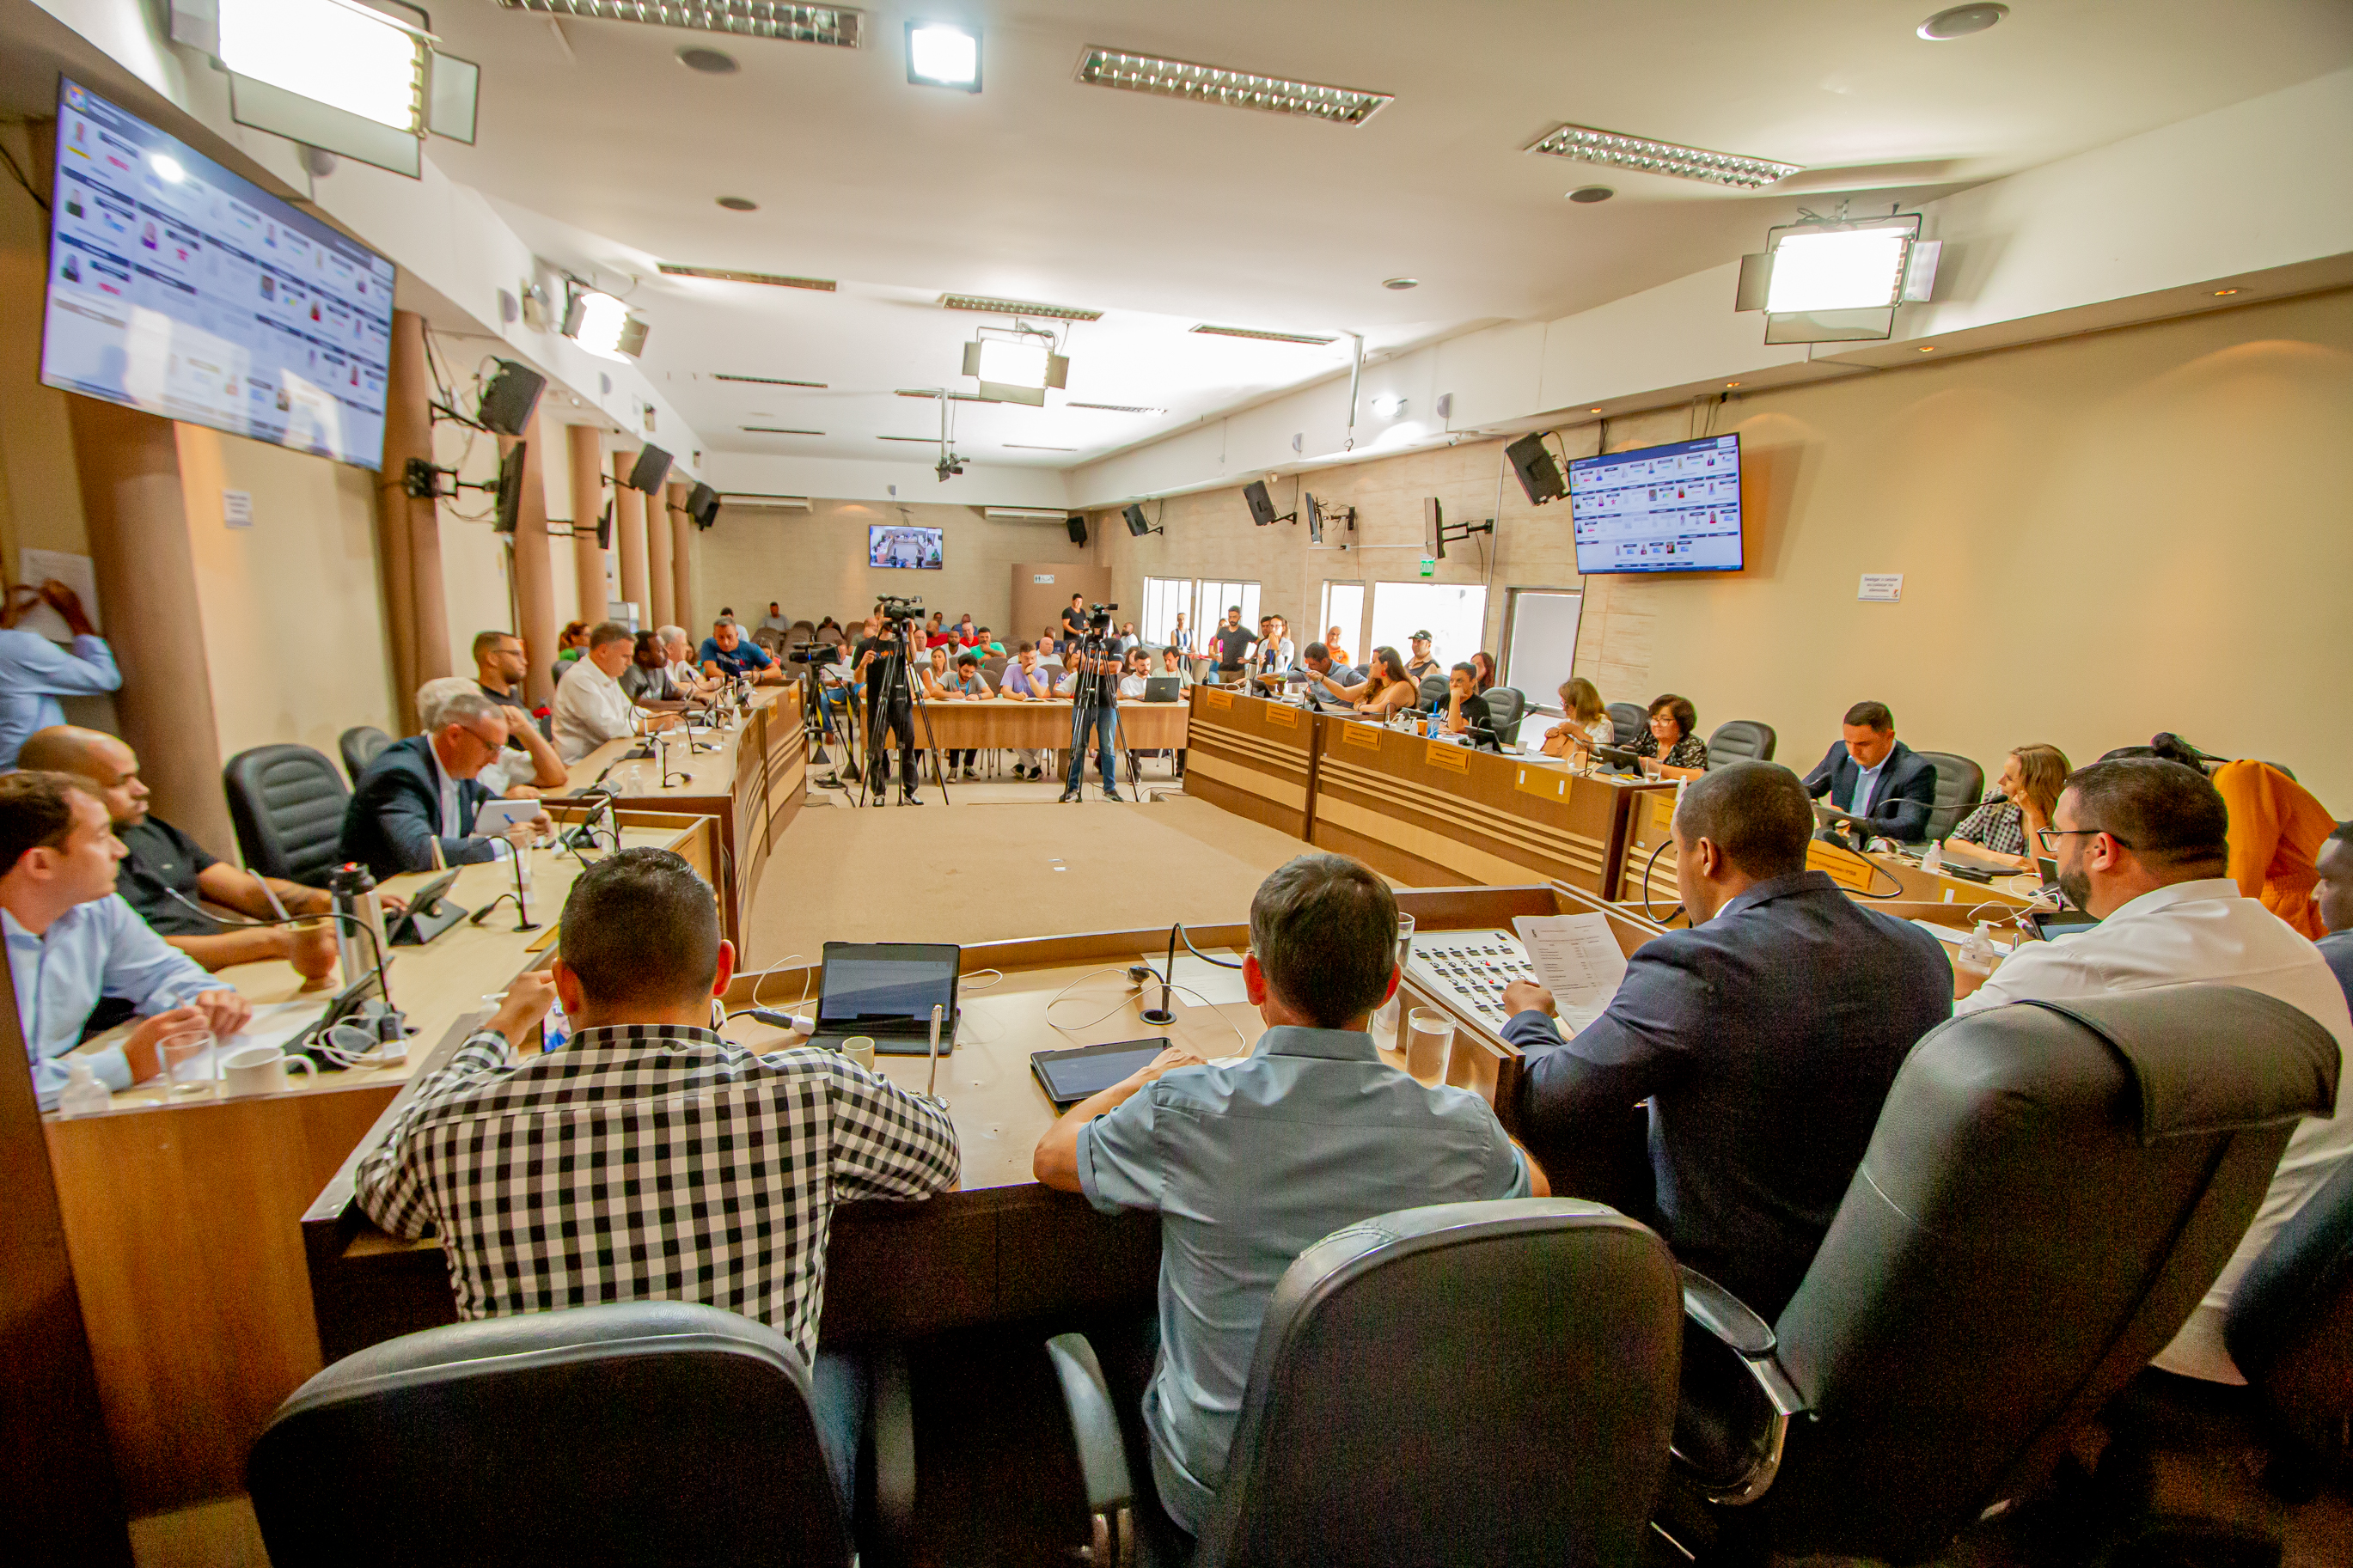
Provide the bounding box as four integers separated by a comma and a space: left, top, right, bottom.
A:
1510, 913, 1630, 1034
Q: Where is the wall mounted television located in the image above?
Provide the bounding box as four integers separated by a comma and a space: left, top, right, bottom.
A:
40, 77, 397, 471
869, 524, 943, 570
1568, 433, 1743, 575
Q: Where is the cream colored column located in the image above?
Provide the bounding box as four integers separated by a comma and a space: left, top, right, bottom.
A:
610, 452, 650, 627
508, 430, 559, 707
380, 309, 449, 727
565, 424, 608, 624
645, 479, 675, 630
667, 481, 696, 633
64, 400, 235, 856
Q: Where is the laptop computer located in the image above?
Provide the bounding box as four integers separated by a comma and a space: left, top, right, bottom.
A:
1143, 675, 1183, 702
809, 941, 962, 1056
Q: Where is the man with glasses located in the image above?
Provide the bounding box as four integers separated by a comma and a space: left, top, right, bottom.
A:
1956, 756, 2352, 1385
469, 631, 567, 796
340, 687, 551, 878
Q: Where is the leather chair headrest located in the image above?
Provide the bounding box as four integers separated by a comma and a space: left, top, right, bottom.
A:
2014, 989, 2338, 1142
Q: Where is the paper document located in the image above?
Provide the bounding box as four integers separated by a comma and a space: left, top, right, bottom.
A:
1511, 914, 1629, 1031
15, 548, 103, 638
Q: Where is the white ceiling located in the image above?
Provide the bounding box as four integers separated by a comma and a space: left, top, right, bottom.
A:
405, 0, 2353, 468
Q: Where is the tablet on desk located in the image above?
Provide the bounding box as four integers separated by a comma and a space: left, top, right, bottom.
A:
474, 797, 547, 835
1030, 1038, 1170, 1108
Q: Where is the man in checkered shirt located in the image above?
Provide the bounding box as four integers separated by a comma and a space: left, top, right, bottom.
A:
356, 846, 959, 1488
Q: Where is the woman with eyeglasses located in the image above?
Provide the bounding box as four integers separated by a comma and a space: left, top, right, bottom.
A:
1629, 693, 1707, 771
1943, 743, 2070, 870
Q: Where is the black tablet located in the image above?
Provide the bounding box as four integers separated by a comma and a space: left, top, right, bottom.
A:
1030, 1037, 1170, 1107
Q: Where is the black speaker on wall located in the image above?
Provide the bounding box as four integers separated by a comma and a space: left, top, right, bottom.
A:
1505, 430, 1567, 505
1066, 515, 1087, 544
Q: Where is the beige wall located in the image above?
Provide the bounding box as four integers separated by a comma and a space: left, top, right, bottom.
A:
1089, 290, 2353, 808
177, 425, 400, 766
435, 418, 516, 674
689, 499, 1091, 639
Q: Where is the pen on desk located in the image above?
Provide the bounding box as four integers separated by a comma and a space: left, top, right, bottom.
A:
250, 865, 291, 922
430, 833, 447, 872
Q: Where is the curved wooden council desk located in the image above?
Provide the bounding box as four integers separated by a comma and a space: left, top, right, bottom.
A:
886, 696, 1190, 753
300, 884, 1668, 1362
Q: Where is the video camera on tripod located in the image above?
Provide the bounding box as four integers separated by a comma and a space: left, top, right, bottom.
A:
877, 595, 925, 632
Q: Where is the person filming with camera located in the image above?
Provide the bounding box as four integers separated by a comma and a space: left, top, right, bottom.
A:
1056, 604, 1128, 804
855, 602, 925, 806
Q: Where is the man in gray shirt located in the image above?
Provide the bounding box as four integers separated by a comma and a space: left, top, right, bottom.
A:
1035, 854, 1543, 1539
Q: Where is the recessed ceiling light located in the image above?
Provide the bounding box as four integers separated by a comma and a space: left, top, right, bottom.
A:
677, 46, 737, 73
907, 21, 981, 91
1382, 278, 1419, 290
1526, 124, 1799, 189
493, 0, 863, 49
1075, 46, 1391, 125
939, 293, 1103, 321
715, 196, 758, 211
741, 426, 824, 435
661, 264, 835, 291
1191, 324, 1339, 345
1917, 4, 2008, 41
2213, 288, 2240, 296
715, 373, 828, 387
1567, 185, 1614, 204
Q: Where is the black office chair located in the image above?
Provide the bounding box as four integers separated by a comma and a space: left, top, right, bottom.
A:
1913, 748, 1983, 843
248, 1300, 906, 1567
1655, 985, 2340, 1565
338, 724, 391, 783
1047, 1199, 1683, 1568
1608, 701, 1647, 747
1703, 719, 1777, 769
2229, 1150, 2353, 1467
1415, 673, 1449, 711
1482, 686, 1526, 745
223, 743, 351, 888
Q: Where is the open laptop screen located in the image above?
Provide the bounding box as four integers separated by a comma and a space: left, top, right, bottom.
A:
816, 943, 959, 1032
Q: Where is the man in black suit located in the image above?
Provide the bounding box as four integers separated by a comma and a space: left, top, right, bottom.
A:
1801, 699, 1940, 844
1503, 761, 1952, 1317
339, 689, 551, 879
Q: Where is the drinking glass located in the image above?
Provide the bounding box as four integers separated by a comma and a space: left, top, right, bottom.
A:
1404, 1008, 1452, 1086
158, 1024, 217, 1098
1372, 913, 1416, 1046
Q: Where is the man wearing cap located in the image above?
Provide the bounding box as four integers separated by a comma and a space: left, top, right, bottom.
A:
1403, 631, 1441, 683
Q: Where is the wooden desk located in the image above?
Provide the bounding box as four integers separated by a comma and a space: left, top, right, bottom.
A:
564, 684, 803, 963
299, 884, 1666, 1364
894, 698, 1189, 753
1181, 688, 1672, 892
46, 823, 705, 1514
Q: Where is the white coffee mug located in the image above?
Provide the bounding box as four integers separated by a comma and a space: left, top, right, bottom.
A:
840, 1035, 877, 1073
220, 1043, 317, 1097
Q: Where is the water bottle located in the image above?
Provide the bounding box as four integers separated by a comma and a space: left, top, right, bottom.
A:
1957, 921, 1997, 986
1922, 839, 1945, 874
58, 1056, 112, 1119
541, 993, 570, 1056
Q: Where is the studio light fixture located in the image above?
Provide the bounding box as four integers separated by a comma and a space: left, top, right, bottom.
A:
907, 21, 981, 90
1190, 324, 1338, 345
492, 0, 863, 48
961, 329, 1068, 406
562, 286, 649, 361
1735, 211, 1939, 344
1526, 123, 1798, 189
202, 0, 480, 176
659, 263, 835, 290
939, 293, 1102, 320
1076, 46, 1391, 125
1369, 394, 1407, 418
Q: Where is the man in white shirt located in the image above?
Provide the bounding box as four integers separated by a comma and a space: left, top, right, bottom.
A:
554, 622, 673, 763
1956, 756, 2353, 1384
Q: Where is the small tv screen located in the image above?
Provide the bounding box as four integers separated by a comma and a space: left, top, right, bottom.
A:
1568, 433, 1743, 574
870, 525, 943, 570
41, 78, 396, 471
1304, 491, 1323, 544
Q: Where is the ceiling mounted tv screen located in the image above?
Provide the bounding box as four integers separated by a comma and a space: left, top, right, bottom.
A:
870, 524, 943, 570
41, 78, 397, 470
1568, 434, 1743, 574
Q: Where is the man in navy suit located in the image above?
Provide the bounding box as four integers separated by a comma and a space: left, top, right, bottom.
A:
1802, 699, 1940, 844
1503, 761, 1952, 1317
339, 689, 549, 880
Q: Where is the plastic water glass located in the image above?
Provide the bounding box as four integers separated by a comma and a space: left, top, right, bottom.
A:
158, 1025, 216, 1098
1404, 1009, 1452, 1086
1372, 913, 1416, 1046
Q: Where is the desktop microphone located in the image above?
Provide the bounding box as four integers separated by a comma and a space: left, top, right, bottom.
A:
1140, 924, 1178, 1026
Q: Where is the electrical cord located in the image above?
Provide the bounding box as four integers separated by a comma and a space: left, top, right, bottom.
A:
162, 885, 394, 1012
1638, 837, 1684, 927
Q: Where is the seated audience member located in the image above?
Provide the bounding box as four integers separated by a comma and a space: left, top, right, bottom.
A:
1296, 642, 1361, 692
1323, 625, 1350, 668
1116, 648, 1152, 699
0, 580, 121, 770
356, 848, 958, 1492
556, 622, 678, 764
1956, 757, 2353, 1383
933, 653, 990, 780
956, 614, 981, 647
1036, 633, 1063, 670
619, 631, 681, 705
661, 625, 721, 703
552, 620, 590, 684
761, 602, 791, 635
423, 677, 555, 800
1630, 693, 1708, 771
19, 727, 337, 983
1802, 700, 1935, 841
0, 770, 252, 1107
698, 618, 784, 683
1115, 622, 1141, 655
996, 643, 1057, 781
1541, 677, 1613, 760
1438, 662, 1495, 746
1505, 762, 1951, 1316
469, 631, 569, 796
1034, 854, 1543, 1539
1403, 631, 1440, 682
815, 615, 843, 639
1319, 646, 1418, 718
343, 689, 552, 877
1158, 645, 1195, 688
2318, 822, 2352, 1004
1470, 650, 1498, 692
1944, 743, 2069, 868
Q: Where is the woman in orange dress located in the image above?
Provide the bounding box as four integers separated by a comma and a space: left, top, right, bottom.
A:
2214, 757, 2336, 940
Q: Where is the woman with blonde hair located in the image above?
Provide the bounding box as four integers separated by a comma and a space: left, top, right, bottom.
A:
1541, 677, 1612, 760
1945, 743, 2071, 869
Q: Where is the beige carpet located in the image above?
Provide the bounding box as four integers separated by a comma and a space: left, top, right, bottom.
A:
747, 792, 1320, 962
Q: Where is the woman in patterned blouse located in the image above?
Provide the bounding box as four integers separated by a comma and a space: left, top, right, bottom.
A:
1629, 693, 1708, 771
1946, 742, 2070, 868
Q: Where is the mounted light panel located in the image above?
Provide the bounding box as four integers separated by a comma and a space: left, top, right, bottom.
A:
908, 21, 981, 90
563, 289, 647, 360
219, 0, 428, 131
1077, 46, 1390, 125
660, 264, 837, 291
1763, 225, 1914, 313
974, 337, 1050, 389
1525, 123, 1798, 189
492, 0, 864, 47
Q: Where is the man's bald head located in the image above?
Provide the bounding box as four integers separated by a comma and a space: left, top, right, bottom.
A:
17, 726, 148, 826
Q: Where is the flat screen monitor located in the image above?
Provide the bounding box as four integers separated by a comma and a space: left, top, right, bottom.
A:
869, 525, 942, 570
1568, 433, 1742, 574
41, 78, 396, 471
1304, 491, 1323, 544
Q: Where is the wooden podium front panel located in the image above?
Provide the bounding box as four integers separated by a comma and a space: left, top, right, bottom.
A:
1181, 687, 1317, 836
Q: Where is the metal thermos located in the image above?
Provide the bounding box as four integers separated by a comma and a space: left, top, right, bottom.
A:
327, 863, 383, 985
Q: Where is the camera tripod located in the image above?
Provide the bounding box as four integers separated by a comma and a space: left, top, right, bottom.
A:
1059, 625, 1128, 803
853, 618, 948, 808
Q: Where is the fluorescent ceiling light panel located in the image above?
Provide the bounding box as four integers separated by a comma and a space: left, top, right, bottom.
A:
895, 388, 993, 402
1066, 402, 1164, 414
939, 293, 1102, 321
983, 506, 1071, 519
219, 0, 427, 131
1525, 123, 1798, 189
661, 264, 836, 291
1003, 444, 1076, 452
492, 0, 864, 47
715, 373, 828, 387
908, 21, 980, 89
1190, 324, 1337, 345
1764, 225, 1914, 313
877, 435, 939, 442
740, 426, 824, 434
1077, 46, 1390, 125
